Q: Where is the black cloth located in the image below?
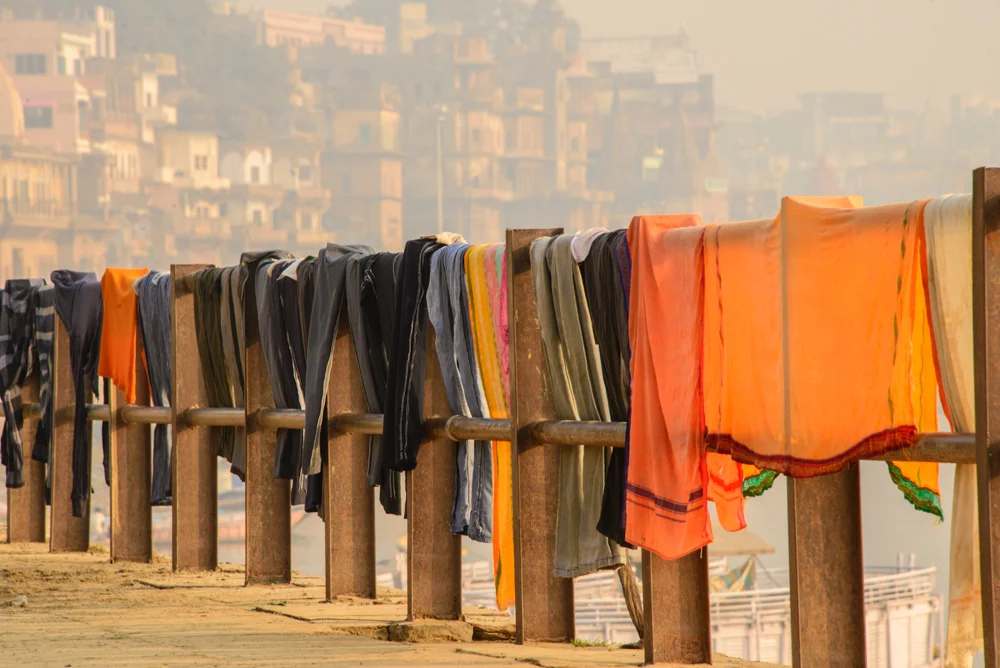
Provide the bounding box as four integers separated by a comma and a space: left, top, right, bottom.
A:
296, 258, 324, 515
581, 230, 633, 549
381, 238, 443, 473
50, 270, 103, 517
31, 284, 55, 469
135, 271, 173, 506
358, 253, 403, 515
0, 279, 44, 488
192, 268, 236, 463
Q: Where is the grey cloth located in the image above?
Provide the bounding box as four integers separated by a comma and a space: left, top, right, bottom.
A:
192, 268, 237, 463
302, 244, 373, 478
219, 265, 247, 480
427, 244, 492, 543
135, 272, 172, 506
530, 235, 626, 578
31, 285, 55, 468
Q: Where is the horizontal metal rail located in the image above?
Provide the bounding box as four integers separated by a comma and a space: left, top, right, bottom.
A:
17, 402, 977, 463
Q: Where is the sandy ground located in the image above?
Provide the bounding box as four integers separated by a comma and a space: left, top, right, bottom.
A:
0, 542, 778, 668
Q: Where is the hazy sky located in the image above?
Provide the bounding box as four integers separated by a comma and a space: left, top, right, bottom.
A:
277, 0, 1000, 113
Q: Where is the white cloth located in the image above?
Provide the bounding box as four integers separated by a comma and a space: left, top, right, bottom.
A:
421, 232, 466, 246
925, 193, 981, 668
570, 227, 609, 263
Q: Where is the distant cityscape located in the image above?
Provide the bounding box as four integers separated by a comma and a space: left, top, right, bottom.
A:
0, 0, 993, 282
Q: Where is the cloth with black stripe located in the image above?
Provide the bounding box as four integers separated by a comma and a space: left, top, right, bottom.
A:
135, 271, 173, 506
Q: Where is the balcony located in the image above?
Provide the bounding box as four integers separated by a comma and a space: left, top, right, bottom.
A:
1, 198, 72, 229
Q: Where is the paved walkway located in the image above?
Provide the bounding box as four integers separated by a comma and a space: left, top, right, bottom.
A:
0, 542, 777, 667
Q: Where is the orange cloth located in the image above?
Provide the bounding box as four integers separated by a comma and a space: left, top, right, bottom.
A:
99, 268, 149, 404
703, 197, 938, 478
624, 215, 746, 561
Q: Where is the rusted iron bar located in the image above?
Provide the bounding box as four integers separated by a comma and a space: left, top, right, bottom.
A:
183, 407, 245, 427
332, 412, 383, 435
531, 420, 625, 448
50, 318, 89, 553
120, 405, 172, 425
244, 258, 291, 586
7, 375, 46, 543
974, 166, 1000, 666
108, 334, 152, 563
86, 404, 111, 422
324, 316, 376, 599
171, 264, 217, 571
256, 408, 304, 430
507, 228, 575, 643
407, 332, 462, 621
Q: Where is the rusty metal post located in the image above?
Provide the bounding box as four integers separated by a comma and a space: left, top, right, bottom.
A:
974, 166, 1000, 665
50, 318, 89, 552
108, 334, 152, 563
6, 375, 45, 543
171, 265, 217, 571
506, 228, 575, 643
243, 262, 291, 585
406, 331, 462, 620
324, 315, 376, 599
642, 550, 710, 664
787, 465, 866, 667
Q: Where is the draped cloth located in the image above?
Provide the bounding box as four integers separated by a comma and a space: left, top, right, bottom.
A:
135, 272, 173, 505
466, 244, 514, 610
530, 236, 627, 576
702, 198, 939, 499
625, 215, 745, 559
50, 270, 103, 517
99, 268, 149, 404
922, 194, 981, 668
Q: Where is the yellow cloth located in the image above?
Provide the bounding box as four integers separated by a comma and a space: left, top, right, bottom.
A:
465, 245, 515, 611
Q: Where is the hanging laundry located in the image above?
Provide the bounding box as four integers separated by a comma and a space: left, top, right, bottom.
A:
50, 270, 103, 518
355, 252, 404, 516
0, 279, 45, 489
382, 237, 452, 472
702, 198, 939, 485
32, 283, 55, 504
134, 272, 173, 506
580, 229, 632, 547
219, 265, 247, 480
427, 243, 494, 543
465, 243, 513, 609
922, 194, 981, 668
191, 268, 238, 464
295, 256, 324, 514
99, 268, 149, 405
624, 215, 746, 560
571, 226, 610, 263
530, 235, 628, 577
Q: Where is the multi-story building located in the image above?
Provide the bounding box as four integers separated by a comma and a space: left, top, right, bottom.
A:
258, 10, 386, 55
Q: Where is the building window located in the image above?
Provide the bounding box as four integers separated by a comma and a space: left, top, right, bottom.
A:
57, 56, 66, 75
196, 205, 209, 219
298, 165, 312, 182
472, 129, 482, 145
78, 100, 88, 133
358, 124, 372, 146
105, 32, 112, 57
14, 54, 46, 75
252, 209, 263, 224
194, 155, 208, 171
24, 106, 53, 129
146, 92, 153, 108
571, 137, 581, 154
219, 202, 228, 217
74, 60, 83, 76
11, 248, 24, 278
342, 174, 351, 194
250, 166, 260, 184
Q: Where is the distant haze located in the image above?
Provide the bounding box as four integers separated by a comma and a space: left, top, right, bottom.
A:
267, 0, 1000, 112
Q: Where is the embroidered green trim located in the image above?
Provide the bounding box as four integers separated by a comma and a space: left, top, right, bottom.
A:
742, 469, 778, 498
887, 462, 943, 519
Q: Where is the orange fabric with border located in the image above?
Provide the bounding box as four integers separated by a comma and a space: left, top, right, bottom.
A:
99, 267, 149, 404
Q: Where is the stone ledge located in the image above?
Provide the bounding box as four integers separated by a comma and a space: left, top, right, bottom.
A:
388, 619, 475, 643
